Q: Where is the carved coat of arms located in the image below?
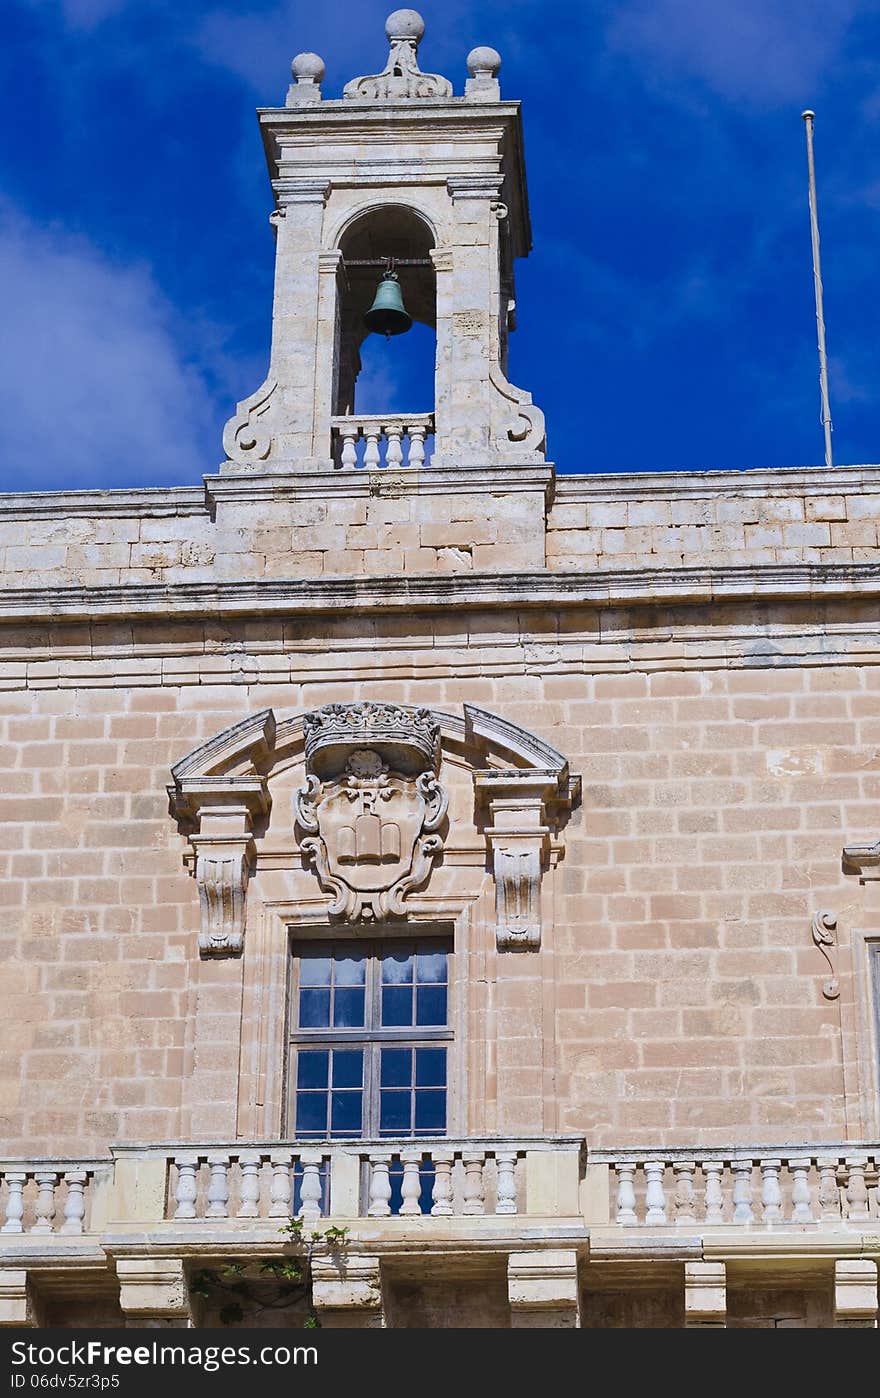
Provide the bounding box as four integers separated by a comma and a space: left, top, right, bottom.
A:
294, 704, 447, 921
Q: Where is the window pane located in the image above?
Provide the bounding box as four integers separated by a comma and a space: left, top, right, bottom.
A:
416, 985, 446, 1026
297, 1050, 329, 1089
299, 988, 331, 1028
416, 950, 447, 984
381, 1047, 412, 1087
381, 951, 413, 984
414, 1089, 446, 1133
335, 953, 366, 986
415, 1047, 446, 1087
296, 1092, 327, 1134
330, 1091, 362, 1135
331, 1049, 363, 1089
299, 956, 332, 988
380, 1089, 411, 1132
381, 985, 413, 1027
332, 987, 365, 1028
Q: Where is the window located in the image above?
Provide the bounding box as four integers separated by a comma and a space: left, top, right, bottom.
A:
287, 939, 451, 1139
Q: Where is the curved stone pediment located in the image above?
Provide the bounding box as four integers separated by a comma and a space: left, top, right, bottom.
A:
169, 702, 579, 955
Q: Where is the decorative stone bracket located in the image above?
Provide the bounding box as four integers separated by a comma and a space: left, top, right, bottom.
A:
174, 779, 269, 956
474, 771, 561, 951
168, 711, 275, 957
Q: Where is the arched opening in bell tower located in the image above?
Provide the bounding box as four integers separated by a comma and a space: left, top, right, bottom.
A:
333, 205, 436, 468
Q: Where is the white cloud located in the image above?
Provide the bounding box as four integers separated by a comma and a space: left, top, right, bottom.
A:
606, 0, 865, 106
0, 206, 225, 490
19, 0, 130, 31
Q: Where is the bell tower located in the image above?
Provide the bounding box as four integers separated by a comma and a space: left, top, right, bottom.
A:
222, 8, 546, 477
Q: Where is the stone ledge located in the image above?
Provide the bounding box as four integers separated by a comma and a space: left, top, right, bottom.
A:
0, 561, 878, 623
555, 463, 880, 501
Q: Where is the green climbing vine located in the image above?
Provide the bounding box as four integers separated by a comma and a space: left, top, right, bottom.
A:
191, 1217, 350, 1327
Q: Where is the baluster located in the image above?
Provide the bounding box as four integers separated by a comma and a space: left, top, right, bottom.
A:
615, 1164, 638, 1225
61, 1172, 87, 1234
430, 1149, 455, 1217
385, 424, 403, 469
2, 1173, 26, 1233
299, 1152, 324, 1224
407, 425, 426, 468
673, 1160, 697, 1226
845, 1156, 870, 1222
644, 1160, 668, 1225
817, 1157, 842, 1222
462, 1152, 486, 1216
364, 430, 381, 471
236, 1152, 261, 1219
32, 1172, 58, 1234
495, 1151, 518, 1216
759, 1159, 783, 1225
173, 1155, 199, 1221
367, 1153, 392, 1218
732, 1158, 754, 1225
789, 1157, 813, 1224
206, 1154, 230, 1219
399, 1149, 423, 1216
339, 423, 359, 470
701, 1160, 725, 1224
269, 1153, 293, 1218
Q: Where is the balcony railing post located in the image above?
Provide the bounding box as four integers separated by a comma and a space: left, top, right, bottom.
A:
32, 1173, 58, 1234
299, 1151, 324, 1223
789, 1157, 813, 1224
731, 1159, 755, 1225
818, 1156, 842, 1221
759, 1159, 783, 1225
268, 1152, 293, 1219
1, 1173, 26, 1233
461, 1151, 486, 1216
430, 1150, 455, 1217
236, 1151, 261, 1219
643, 1160, 668, 1225
367, 1153, 392, 1218
702, 1160, 725, 1224
495, 1151, 518, 1216
61, 1172, 87, 1234
673, 1161, 697, 1226
172, 1154, 199, 1221
398, 1148, 423, 1216
845, 1157, 870, 1222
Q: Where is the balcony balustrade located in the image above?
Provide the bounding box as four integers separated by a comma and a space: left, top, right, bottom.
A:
2, 1141, 878, 1245
330, 413, 434, 470
592, 1147, 880, 1228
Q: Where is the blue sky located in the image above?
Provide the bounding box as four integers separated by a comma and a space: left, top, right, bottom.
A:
1, 0, 878, 490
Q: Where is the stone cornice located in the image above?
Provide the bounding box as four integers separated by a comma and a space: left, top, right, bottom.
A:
1, 463, 877, 520
204, 463, 555, 507
554, 464, 880, 501
0, 563, 878, 625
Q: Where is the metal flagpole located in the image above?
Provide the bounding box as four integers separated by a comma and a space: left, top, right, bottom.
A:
801, 110, 834, 468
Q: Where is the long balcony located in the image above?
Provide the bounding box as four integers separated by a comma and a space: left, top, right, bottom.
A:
2, 1141, 878, 1326
2, 1140, 878, 1249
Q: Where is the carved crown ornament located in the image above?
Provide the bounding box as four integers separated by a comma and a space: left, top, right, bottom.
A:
293, 704, 448, 923
168, 703, 579, 956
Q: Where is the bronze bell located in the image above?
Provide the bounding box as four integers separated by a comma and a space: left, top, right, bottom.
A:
364, 267, 412, 337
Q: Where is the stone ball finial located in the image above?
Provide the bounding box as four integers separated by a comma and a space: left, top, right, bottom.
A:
466, 45, 501, 78
385, 9, 425, 43
292, 52, 326, 84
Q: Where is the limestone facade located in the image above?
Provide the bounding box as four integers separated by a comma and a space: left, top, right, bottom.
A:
0, 12, 878, 1328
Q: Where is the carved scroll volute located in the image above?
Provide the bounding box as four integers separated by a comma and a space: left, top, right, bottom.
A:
192, 829, 255, 955
294, 703, 447, 922
811, 909, 839, 1000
